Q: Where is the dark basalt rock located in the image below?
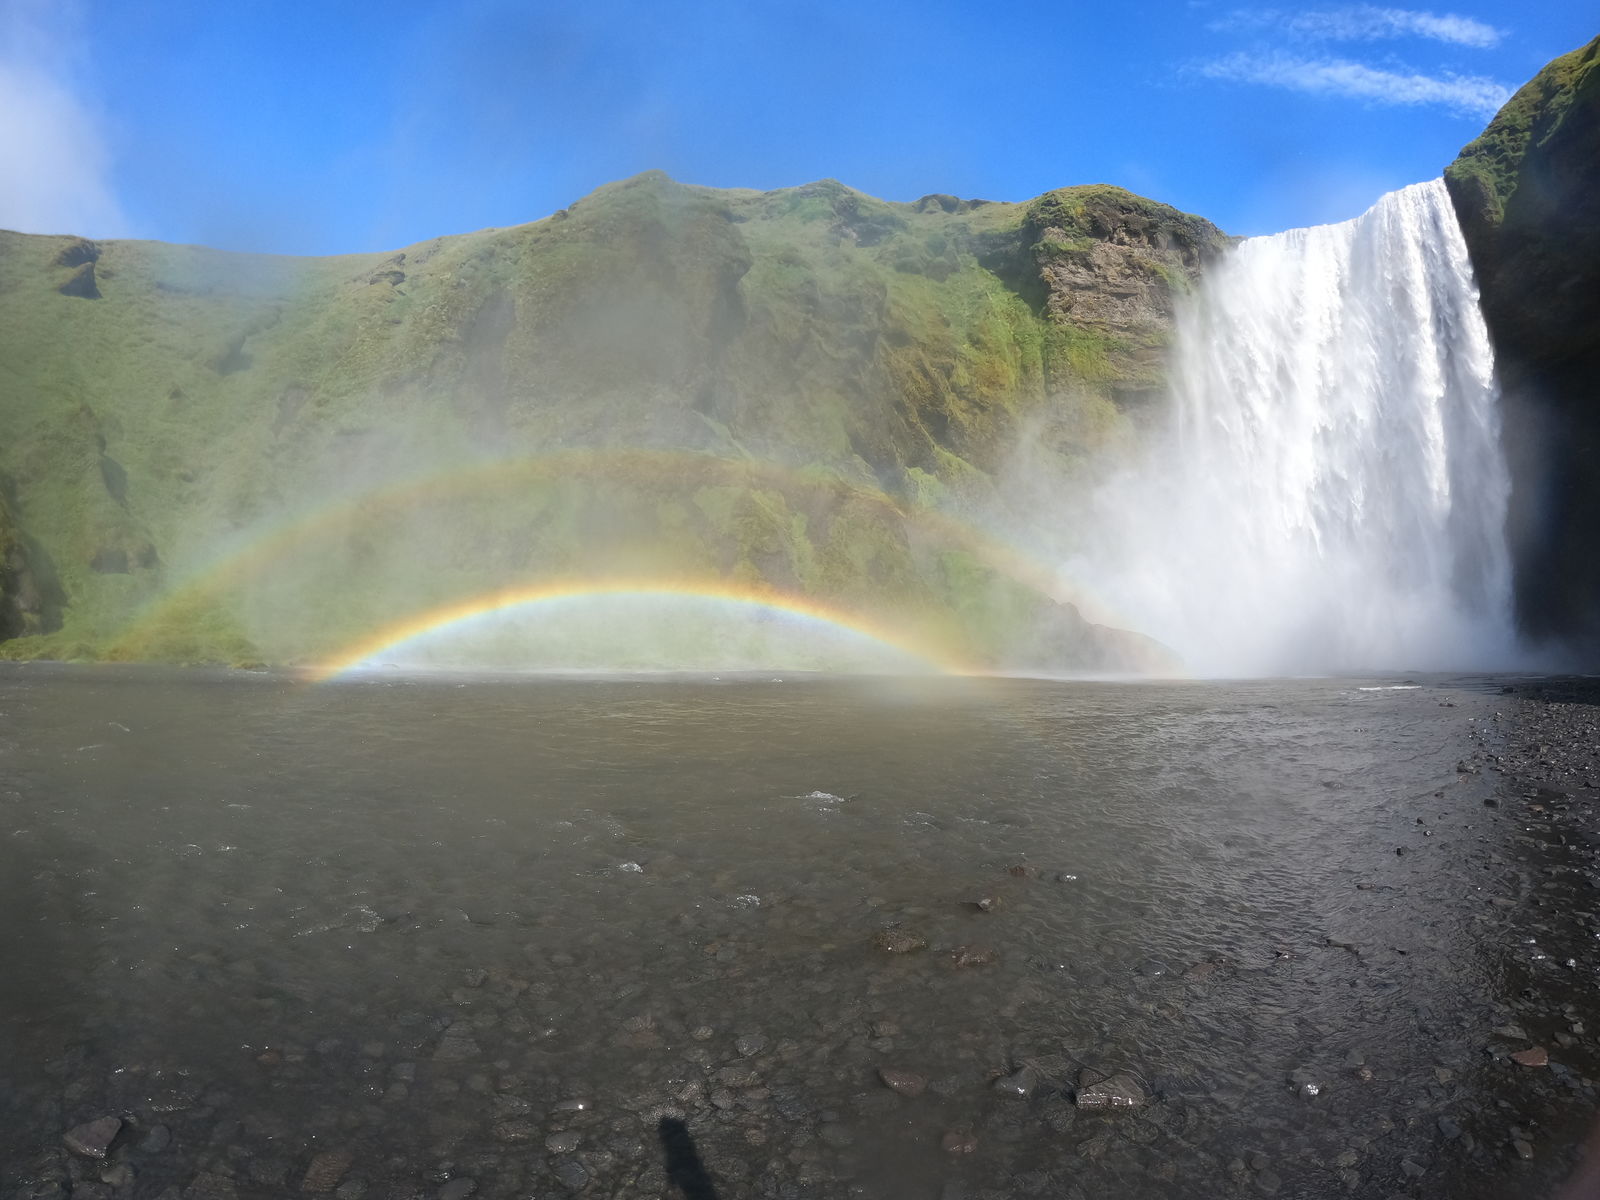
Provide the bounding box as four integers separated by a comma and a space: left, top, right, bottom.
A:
1446, 36, 1600, 655
58, 261, 101, 299
53, 238, 99, 268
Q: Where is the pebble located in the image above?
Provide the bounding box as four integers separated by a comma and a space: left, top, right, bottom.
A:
873, 930, 927, 954
137, 1124, 171, 1154
491, 1095, 532, 1118
433, 1026, 481, 1063
1513, 1139, 1534, 1160
1075, 1071, 1148, 1111
301, 1149, 354, 1192
98, 1164, 134, 1188
950, 944, 997, 968
492, 1120, 537, 1144
878, 1067, 928, 1097
941, 1131, 978, 1154
63, 1117, 121, 1159
552, 1158, 590, 1190
1511, 1047, 1549, 1067
735, 1034, 768, 1057
545, 1131, 581, 1154
991, 1068, 1038, 1098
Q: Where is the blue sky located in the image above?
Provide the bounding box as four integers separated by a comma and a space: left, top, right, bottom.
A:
1, 1, 1593, 255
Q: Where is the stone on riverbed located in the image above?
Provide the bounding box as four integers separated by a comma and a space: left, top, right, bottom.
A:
137, 1124, 171, 1154
301, 1149, 354, 1192
1075, 1071, 1148, 1111
992, 1067, 1038, 1098
63, 1117, 121, 1159
951, 944, 998, 969
433, 1026, 480, 1062
874, 929, 927, 954
878, 1067, 928, 1096
492, 1120, 537, 1144
1511, 1047, 1549, 1067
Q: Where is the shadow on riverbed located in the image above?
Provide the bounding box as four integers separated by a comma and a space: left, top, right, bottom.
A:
658, 1117, 722, 1199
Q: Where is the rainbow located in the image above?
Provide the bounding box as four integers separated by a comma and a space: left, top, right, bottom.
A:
306, 578, 975, 681
109, 448, 1133, 658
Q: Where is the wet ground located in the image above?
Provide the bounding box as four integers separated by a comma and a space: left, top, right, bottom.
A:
2, 665, 1599, 1199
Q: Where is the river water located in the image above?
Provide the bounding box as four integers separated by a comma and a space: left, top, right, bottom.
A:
2, 666, 1596, 1199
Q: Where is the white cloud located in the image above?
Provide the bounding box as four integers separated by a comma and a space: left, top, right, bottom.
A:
0, 0, 128, 238
1216, 7, 1504, 49
1200, 51, 1512, 118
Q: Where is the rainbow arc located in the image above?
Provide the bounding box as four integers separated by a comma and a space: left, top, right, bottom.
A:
307, 577, 974, 681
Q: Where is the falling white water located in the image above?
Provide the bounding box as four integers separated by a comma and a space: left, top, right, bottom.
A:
1079, 179, 1517, 676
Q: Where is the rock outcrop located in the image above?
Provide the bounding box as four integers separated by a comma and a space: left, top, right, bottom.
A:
0, 486, 58, 640
1446, 36, 1600, 653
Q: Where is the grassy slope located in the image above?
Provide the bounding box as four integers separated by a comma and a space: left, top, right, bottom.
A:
0, 171, 1223, 670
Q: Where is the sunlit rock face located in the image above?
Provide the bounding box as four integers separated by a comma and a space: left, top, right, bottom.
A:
1446, 36, 1600, 656
1077, 180, 1518, 676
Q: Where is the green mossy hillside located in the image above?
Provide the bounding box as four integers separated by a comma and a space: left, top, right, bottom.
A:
0, 171, 1224, 671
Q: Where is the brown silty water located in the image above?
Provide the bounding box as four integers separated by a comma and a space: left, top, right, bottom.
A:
1, 664, 1596, 1199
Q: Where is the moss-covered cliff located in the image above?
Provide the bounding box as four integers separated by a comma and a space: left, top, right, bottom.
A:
0, 172, 1224, 672
1446, 36, 1600, 651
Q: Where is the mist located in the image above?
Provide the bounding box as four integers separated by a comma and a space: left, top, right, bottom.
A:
1067, 179, 1528, 676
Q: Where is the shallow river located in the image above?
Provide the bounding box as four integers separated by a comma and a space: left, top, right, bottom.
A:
2, 666, 1595, 1199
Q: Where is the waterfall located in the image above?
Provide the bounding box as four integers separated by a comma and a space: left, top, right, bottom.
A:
1080, 179, 1517, 676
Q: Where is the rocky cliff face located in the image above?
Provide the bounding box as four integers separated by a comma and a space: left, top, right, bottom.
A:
1446, 36, 1600, 653
0, 172, 1224, 670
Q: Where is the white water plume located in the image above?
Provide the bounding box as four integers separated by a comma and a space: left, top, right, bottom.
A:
1078, 178, 1517, 676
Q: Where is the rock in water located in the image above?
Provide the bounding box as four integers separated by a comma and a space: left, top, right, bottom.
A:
992, 1068, 1038, 1098
873, 929, 927, 954
301, 1149, 354, 1192
63, 1116, 121, 1158
951, 944, 998, 968
878, 1067, 929, 1096
432, 1025, 480, 1062
1511, 1046, 1549, 1067
1075, 1071, 1148, 1111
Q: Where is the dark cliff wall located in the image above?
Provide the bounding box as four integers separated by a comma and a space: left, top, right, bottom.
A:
1446, 35, 1600, 654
